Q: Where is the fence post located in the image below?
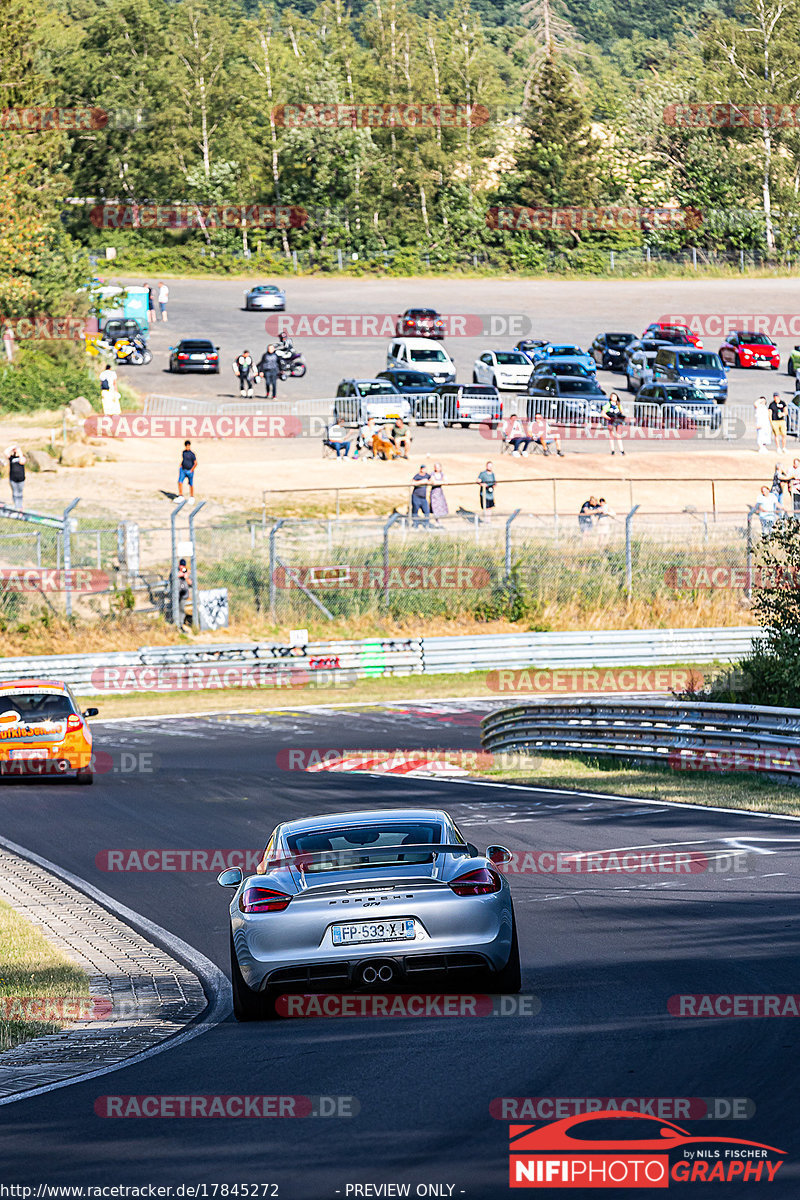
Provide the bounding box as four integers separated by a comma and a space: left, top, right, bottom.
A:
188, 500, 207, 630
382, 512, 402, 608
170, 498, 187, 627
745, 506, 756, 600
62, 499, 80, 618
337, 248, 343, 270
625, 504, 640, 594
268, 518, 286, 618
504, 509, 521, 580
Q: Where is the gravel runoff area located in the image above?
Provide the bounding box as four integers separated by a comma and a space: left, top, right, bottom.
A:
0, 842, 207, 1100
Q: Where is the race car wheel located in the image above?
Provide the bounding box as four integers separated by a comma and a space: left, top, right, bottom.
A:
230, 931, 271, 1017
491, 914, 521, 993
788, 362, 796, 377
75, 768, 94, 785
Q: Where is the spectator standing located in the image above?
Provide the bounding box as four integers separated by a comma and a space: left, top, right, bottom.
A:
326, 421, 351, 459
430, 462, 448, 522
177, 558, 190, 627
478, 461, 496, 520
147, 286, 155, 326
595, 497, 616, 541
755, 483, 785, 534
602, 392, 626, 455
99, 362, 121, 414
257, 346, 279, 398
157, 281, 169, 322
769, 392, 788, 454
754, 396, 771, 453
178, 440, 197, 500
578, 495, 602, 534
5, 445, 25, 510
771, 461, 789, 499
2, 322, 16, 363
233, 350, 256, 397
789, 458, 800, 514
411, 465, 431, 528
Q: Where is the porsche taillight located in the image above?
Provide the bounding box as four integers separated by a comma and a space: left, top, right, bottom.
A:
240, 886, 292, 913
449, 867, 501, 896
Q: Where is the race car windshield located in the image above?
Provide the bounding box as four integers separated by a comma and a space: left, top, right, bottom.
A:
549, 346, 582, 356
739, 332, 773, 345
495, 352, 529, 364
677, 352, 719, 368
285, 823, 444, 870
409, 348, 448, 363
0, 693, 74, 720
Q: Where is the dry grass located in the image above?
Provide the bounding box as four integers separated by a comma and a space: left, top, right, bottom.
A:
0, 900, 90, 1053
478, 753, 800, 817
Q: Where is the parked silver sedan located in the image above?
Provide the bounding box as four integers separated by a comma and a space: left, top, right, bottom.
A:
243, 284, 286, 311
219, 807, 520, 1020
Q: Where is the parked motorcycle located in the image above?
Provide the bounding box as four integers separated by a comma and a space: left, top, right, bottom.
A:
100, 332, 153, 366
275, 342, 306, 379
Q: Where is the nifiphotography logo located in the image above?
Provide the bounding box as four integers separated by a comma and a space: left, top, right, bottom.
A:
508, 1110, 786, 1188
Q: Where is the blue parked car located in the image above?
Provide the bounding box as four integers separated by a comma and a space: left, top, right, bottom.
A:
531, 343, 596, 374
376, 368, 440, 394
652, 346, 728, 403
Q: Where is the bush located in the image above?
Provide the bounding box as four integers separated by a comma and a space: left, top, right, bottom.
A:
0, 345, 100, 413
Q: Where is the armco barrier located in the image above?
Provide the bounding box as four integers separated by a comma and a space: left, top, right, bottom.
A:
0, 626, 760, 696
481, 697, 800, 781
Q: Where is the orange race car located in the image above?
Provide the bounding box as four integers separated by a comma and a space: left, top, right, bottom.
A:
0, 680, 99, 784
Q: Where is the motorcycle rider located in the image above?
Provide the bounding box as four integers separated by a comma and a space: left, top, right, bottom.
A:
233, 349, 256, 397
257, 345, 279, 398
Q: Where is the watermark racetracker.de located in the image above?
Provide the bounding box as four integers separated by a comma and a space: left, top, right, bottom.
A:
486, 205, 701, 232
663, 102, 800, 129
491, 1097, 756, 1120
263, 313, 536, 338
89, 204, 308, 230
87, 664, 358, 692
94, 1095, 358, 1118
658, 312, 800, 338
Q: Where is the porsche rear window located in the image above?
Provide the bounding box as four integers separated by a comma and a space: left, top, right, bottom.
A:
285, 823, 443, 870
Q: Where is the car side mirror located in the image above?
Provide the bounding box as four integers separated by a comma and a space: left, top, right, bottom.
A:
82, 707, 99, 718
487, 845, 512, 864
217, 867, 242, 887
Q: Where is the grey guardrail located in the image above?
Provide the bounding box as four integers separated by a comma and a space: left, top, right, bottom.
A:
481, 697, 800, 781
0, 626, 760, 696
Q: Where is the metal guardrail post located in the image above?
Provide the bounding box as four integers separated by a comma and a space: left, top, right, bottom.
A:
383, 512, 402, 607
504, 509, 521, 580
268, 519, 286, 618
625, 504, 640, 595
188, 500, 207, 629
745, 505, 757, 600
62, 499, 80, 618
170, 499, 187, 627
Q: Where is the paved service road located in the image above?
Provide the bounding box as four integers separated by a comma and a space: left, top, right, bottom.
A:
130, 276, 799, 414
0, 702, 798, 1196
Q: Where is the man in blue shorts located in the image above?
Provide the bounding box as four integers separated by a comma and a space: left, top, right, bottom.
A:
178, 440, 197, 499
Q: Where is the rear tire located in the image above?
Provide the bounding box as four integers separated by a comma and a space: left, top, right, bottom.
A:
230, 931, 269, 1021
491, 916, 521, 993
75, 768, 93, 785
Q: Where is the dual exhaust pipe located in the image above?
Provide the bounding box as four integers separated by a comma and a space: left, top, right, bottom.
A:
359, 961, 395, 986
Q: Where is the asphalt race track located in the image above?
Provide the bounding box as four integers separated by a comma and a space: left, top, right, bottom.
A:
0, 701, 798, 1197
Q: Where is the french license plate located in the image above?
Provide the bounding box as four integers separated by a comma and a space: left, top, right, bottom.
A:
332, 919, 415, 946
190, 354, 205, 361
9, 748, 48, 760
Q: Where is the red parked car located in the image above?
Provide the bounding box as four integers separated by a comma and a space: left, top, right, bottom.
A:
719, 330, 780, 370
395, 308, 446, 339
643, 321, 703, 348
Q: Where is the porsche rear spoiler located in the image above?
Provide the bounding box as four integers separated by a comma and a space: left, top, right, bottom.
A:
260, 843, 475, 874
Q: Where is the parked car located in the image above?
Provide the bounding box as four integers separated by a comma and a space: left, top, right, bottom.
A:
168, 338, 220, 373
643, 321, 703, 348
100, 317, 146, 343
634, 383, 722, 430
589, 332, 637, 371
531, 359, 594, 380
526, 374, 607, 423
515, 338, 549, 359
719, 330, 780, 371
625, 340, 673, 392
535, 344, 596, 374
652, 346, 727, 402
473, 350, 533, 391
386, 338, 456, 384
376, 369, 440, 394
414, 384, 502, 427
395, 308, 445, 338
789, 346, 800, 377
334, 379, 410, 425
243, 284, 286, 311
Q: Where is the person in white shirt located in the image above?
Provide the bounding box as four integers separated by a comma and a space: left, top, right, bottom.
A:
755, 483, 785, 534
158, 281, 169, 322
99, 363, 121, 414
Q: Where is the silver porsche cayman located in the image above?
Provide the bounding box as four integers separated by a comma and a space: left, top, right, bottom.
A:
218, 808, 520, 1020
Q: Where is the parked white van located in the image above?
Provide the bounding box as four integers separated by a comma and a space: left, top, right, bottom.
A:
386, 338, 456, 383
